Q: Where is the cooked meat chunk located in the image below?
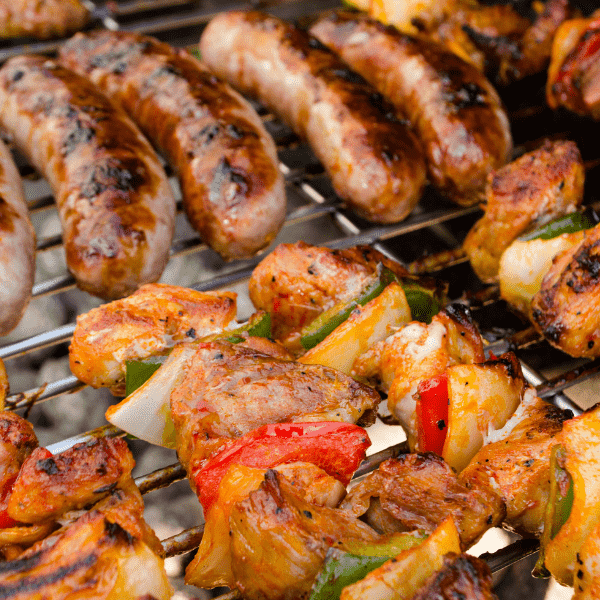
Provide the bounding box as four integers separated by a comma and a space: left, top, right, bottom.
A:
249, 242, 410, 344
229, 469, 381, 600
0, 412, 37, 491
340, 453, 505, 550
460, 390, 570, 537
531, 222, 600, 358
8, 437, 135, 525
547, 12, 600, 119
412, 553, 497, 600
69, 283, 237, 395
170, 340, 381, 478
464, 140, 584, 283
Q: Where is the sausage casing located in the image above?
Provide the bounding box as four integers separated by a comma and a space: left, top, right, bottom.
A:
199, 10, 427, 224
310, 11, 513, 206
0, 0, 90, 39
0, 137, 35, 335
0, 56, 176, 300
59, 31, 286, 260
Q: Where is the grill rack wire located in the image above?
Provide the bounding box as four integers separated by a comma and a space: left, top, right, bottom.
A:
1, 0, 600, 594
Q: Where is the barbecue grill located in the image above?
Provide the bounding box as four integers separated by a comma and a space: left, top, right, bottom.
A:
0, 0, 599, 597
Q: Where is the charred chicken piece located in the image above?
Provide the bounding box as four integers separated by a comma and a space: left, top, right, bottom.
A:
249, 242, 411, 344
170, 339, 381, 480
229, 469, 382, 600
69, 283, 237, 396
0, 0, 90, 39
0, 412, 37, 493
547, 11, 600, 119
531, 222, 600, 358
411, 553, 497, 600
0, 493, 171, 599
464, 139, 585, 283
460, 389, 571, 537
340, 453, 505, 550
7, 437, 135, 525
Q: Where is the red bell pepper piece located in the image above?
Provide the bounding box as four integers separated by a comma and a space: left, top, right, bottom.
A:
416, 374, 449, 456
192, 421, 371, 513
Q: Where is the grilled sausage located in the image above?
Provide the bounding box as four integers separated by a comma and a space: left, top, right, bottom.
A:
309, 10, 513, 206
0, 56, 176, 300
59, 30, 286, 260
0, 138, 35, 335
0, 0, 90, 39
199, 11, 427, 224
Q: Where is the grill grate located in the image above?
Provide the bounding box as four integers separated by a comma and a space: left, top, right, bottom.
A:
0, 0, 599, 595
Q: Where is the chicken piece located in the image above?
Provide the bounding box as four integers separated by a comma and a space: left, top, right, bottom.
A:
460, 389, 570, 537
69, 283, 237, 395
0, 0, 90, 39
229, 469, 382, 600
547, 12, 600, 119
248, 242, 411, 345
411, 553, 496, 600
531, 222, 600, 358
353, 304, 483, 445
464, 140, 585, 283
8, 437, 135, 525
340, 454, 504, 550
0, 499, 172, 599
186, 462, 346, 589
170, 340, 381, 479
0, 412, 37, 493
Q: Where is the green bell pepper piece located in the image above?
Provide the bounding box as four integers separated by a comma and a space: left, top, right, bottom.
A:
125, 354, 169, 397
519, 209, 599, 243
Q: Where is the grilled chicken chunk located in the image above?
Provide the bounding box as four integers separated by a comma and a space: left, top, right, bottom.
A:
547, 12, 600, 119
0, 494, 171, 599
464, 140, 585, 283
229, 469, 382, 600
0, 0, 90, 39
0, 412, 37, 491
353, 305, 483, 440
170, 339, 380, 481
8, 437, 135, 525
411, 553, 496, 600
249, 242, 411, 344
531, 222, 600, 358
69, 283, 237, 395
340, 454, 504, 550
460, 389, 570, 537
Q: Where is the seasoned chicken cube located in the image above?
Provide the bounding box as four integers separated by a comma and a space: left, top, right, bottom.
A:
531, 222, 600, 358
340, 453, 505, 550
464, 140, 584, 283
69, 283, 237, 395
229, 469, 382, 600
460, 389, 570, 537
249, 242, 410, 345
8, 437, 135, 525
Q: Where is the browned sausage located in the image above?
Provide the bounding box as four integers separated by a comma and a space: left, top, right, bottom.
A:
0, 0, 90, 39
309, 10, 513, 206
59, 30, 286, 260
199, 11, 427, 224
0, 56, 176, 300
0, 137, 35, 335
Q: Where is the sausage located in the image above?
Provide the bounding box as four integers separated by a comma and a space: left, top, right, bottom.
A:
309, 10, 513, 206
199, 11, 427, 224
0, 137, 35, 335
0, 56, 176, 301
0, 0, 90, 39
59, 30, 286, 260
